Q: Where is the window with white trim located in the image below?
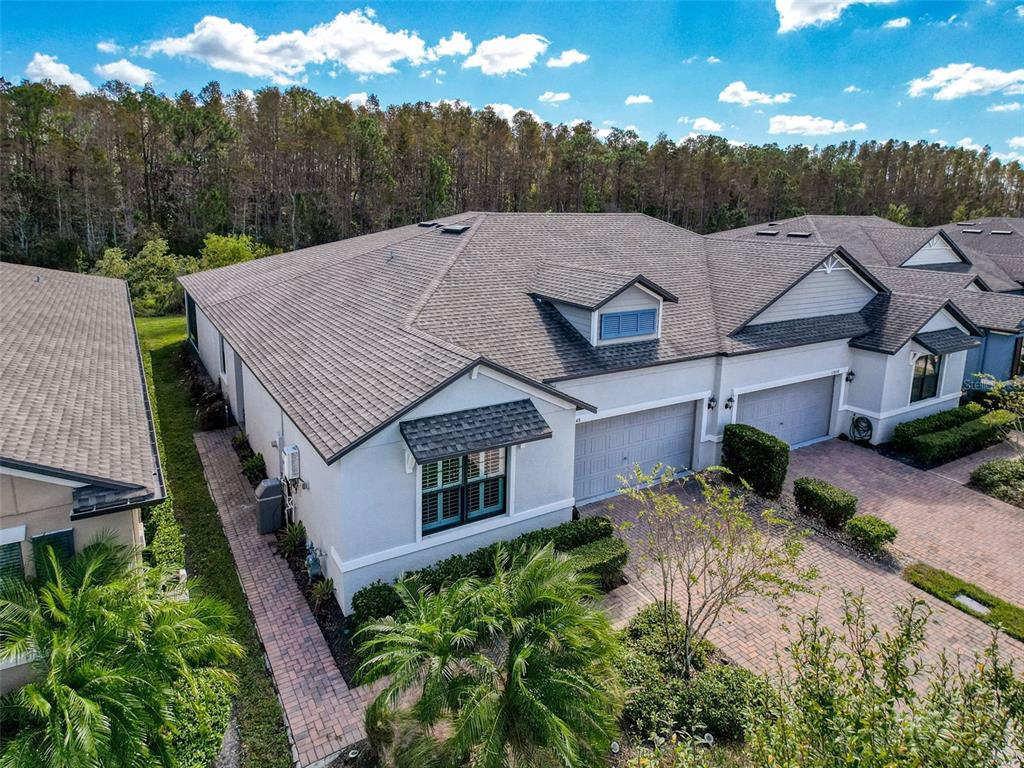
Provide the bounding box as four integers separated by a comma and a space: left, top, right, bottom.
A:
600, 309, 657, 340
421, 448, 507, 533
910, 354, 941, 403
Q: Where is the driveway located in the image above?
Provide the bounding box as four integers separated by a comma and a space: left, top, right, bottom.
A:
787, 439, 1024, 605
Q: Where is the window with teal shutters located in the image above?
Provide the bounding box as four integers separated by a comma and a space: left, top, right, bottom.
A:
32, 529, 74, 580
600, 309, 657, 340
0, 542, 24, 579
421, 448, 507, 533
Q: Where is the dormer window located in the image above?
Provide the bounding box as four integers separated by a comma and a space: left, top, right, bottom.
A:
600, 309, 657, 340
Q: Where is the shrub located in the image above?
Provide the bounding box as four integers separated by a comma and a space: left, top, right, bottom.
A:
241, 452, 267, 484
620, 651, 682, 737
147, 499, 185, 569
793, 477, 858, 529
844, 515, 897, 554
624, 602, 710, 675
676, 664, 764, 741
309, 578, 335, 614
167, 668, 235, 768
721, 423, 789, 498
892, 402, 985, 453
195, 398, 230, 431
970, 457, 1024, 507
569, 536, 628, 589
351, 579, 404, 623
908, 409, 1017, 465
278, 521, 306, 558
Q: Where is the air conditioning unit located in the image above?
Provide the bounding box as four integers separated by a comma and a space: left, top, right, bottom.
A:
281, 444, 300, 481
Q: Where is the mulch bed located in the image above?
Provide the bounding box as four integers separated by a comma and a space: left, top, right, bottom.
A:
272, 530, 361, 685
837, 433, 940, 472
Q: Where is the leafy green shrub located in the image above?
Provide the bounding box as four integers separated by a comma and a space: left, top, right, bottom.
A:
892, 402, 985, 453
241, 452, 267, 484
793, 477, 858, 529
309, 578, 335, 614
676, 664, 764, 741
624, 602, 710, 675
722, 423, 789, 499
844, 515, 897, 554
970, 457, 1024, 507
908, 409, 1017, 465
167, 668, 235, 768
569, 536, 628, 589
278, 521, 306, 558
147, 499, 185, 569
351, 579, 405, 623
620, 650, 682, 737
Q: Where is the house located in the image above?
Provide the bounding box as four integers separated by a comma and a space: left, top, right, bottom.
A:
180, 212, 987, 611
714, 215, 1024, 381
0, 263, 165, 691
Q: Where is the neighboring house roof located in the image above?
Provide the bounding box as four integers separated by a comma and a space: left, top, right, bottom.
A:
852, 293, 981, 354
0, 263, 164, 511
914, 328, 981, 355
181, 212, 976, 463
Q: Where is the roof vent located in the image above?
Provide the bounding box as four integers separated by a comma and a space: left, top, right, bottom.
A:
991, 230, 1012, 235
768, 222, 778, 227
786, 231, 812, 238
755, 230, 778, 236
955, 221, 976, 226
417, 220, 440, 228
962, 228, 982, 234
441, 224, 471, 235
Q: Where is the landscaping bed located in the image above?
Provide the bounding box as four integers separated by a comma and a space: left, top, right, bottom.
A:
874, 403, 1018, 469
903, 563, 1024, 642
969, 456, 1024, 508
231, 431, 268, 488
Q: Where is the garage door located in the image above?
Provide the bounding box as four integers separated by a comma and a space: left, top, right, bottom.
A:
736, 377, 835, 446
574, 402, 696, 502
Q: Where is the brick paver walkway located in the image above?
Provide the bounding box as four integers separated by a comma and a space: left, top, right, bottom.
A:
788, 439, 1024, 605
196, 429, 376, 768
585, 481, 1024, 676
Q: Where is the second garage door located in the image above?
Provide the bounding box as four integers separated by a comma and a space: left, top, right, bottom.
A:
574, 402, 696, 503
736, 376, 835, 446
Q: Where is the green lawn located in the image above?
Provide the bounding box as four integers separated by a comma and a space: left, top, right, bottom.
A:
136, 316, 291, 768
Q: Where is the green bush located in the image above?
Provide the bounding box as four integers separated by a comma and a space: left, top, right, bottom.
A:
624, 602, 710, 675
147, 499, 185, 569
620, 650, 682, 738
970, 457, 1024, 507
351, 579, 405, 624
167, 669, 235, 768
569, 536, 628, 589
676, 664, 764, 741
892, 402, 985, 453
793, 477, 858, 529
844, 515, 897, 554
722, 423, 789, 499
241, 452, 267, 484
909, 409, 1017, 465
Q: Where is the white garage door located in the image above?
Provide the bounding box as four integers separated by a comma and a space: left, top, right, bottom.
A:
736, 376, 835, 446
574, 402, 696, 503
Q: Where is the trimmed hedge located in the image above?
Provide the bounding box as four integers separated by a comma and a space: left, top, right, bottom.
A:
570, 536, 628, 589
351, 579, 405, 623
676, 664, 765, 742
970, 457, 1024, 508
148, 500, 186, 569
844, 515, 897, 554
793, 477, 858, 529
722, 423, 789, 499
908, 409, 1017, 465
892, 402, 985, 453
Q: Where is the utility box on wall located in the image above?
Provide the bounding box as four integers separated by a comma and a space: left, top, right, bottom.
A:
282, 444, 300, 481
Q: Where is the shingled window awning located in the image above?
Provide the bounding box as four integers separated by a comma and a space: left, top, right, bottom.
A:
913, 328, 981, 355
400, 399, 552, 464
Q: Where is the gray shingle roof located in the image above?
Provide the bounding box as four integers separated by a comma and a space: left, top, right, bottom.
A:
725, 313, 872, 355
399, 399, 551, 463
530, 264, 677, 309
914, 328, 981, 355
0, 263, 163, 500
852, 293, 978, 354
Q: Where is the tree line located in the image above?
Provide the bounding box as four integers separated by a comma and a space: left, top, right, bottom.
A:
2, 77, 1022, 272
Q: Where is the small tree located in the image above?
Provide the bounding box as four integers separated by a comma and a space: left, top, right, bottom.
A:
883, 202, 913, 225
619, 466, 814, 677
975, 373, 1024, 458
93, 246, 129, 279
198, 232, 271, 272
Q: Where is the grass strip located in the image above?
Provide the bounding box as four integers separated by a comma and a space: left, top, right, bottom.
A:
137, 316, 291, 768
903, 562, 1024, 643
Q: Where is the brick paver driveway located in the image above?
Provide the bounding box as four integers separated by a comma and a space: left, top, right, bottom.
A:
788, 439, 1024, 605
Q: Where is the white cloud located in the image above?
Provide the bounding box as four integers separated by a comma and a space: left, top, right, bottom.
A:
677, 116, 692, 124
705, 55, 722, 64
718, 80, 794, 107
682, 55, 699, 64
1017, 5, 1024, 17
434, 98, 471, 109
692, 116, 722, 131
769, 114, 867, 135
428, 31, 472, 59
957, 137, 985, 152
882, 17, 911, 28
928, 128, 940, 134
538, 91, 570, 103
595, 128, 613, 140
775, 0, 896, 33
344, 91, 368, 108
93, 58, 157, 86
24, 52, 92, 93
463, 33, 548, 75
989, 102, 1022, 112
145, 9, 431, 83
843, 84, 862, 93
1009, 136, 1024, 149
625, 94, 652, 105
485, 102, 541, 122
728, 139, 747, 147
908, 62, 1024, 100
546, 49, 588, 68
97, 40, 121, 54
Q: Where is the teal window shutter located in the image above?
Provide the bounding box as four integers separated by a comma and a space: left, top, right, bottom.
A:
32, 529, 75, 580
0, 542, 24, 579
600, 309, 657, 340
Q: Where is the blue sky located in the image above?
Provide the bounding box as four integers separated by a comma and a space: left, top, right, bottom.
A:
3, 1, 1023, 157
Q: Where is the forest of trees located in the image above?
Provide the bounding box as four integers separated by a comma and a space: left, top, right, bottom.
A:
2, 77, 1022, 272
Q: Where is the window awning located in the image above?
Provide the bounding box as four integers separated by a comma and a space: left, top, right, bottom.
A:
400, 399, 552, 464
913, 328, 981, 355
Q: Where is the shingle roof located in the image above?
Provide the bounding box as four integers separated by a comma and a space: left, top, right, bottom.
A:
914, 328, 981, 355
725, 313, 871, 355
851, 293, 977, 354
530, 264, 677, 309
0, 263, 163, 501
399, 399, 551, 463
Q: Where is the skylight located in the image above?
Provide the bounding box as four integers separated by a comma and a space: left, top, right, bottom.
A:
441, 224, 471, 235
787, 232, 812, 238
756, 230, 778, 236
991, 230, 1012, 235
962, 228, 982, 234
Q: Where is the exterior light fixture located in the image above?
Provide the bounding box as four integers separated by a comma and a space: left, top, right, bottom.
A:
707, 396, 717, 409
845, 371, 856, 383
724, 396, 735, 410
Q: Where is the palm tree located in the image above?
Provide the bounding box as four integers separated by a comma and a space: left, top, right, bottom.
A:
0, 536, 242, 768
358, 543, 623, 768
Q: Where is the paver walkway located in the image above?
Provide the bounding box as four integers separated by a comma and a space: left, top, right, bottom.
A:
196, 429, 376, 768
787, 439, 1024, 605
585, 480, 1024, 676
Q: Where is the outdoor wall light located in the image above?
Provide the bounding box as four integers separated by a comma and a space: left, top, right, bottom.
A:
845, 371, 856, 383
724, 396, 735, 410
707, 396, 717, 409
